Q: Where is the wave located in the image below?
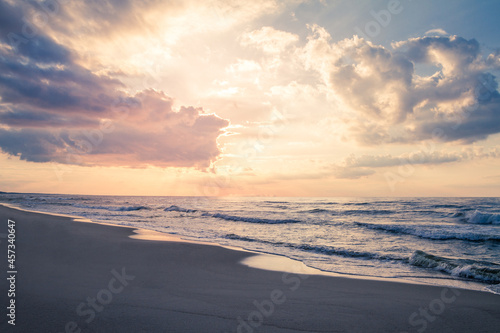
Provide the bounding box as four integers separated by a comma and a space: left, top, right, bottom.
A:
429, 204, 466, 209
343, 202, 370, 206
486, 284, 500, 295
259, 203, 289, 209
50, 196, 92, 201
225, 233, 259, 242
224, 234, 401, 261
263, 201, 289, 204
355, 222, 500, 242
164, 205, 197, 213
114, 205, 149, 211
226, 232, 500, 284
334, 209, 397, 216
39, 202, 74, 206
463, 210, 500, 225
79, 212, 142, 218
224, 233, 285, 246
413, 210, 447, 215
293, 244, 402, 261
410, 250, 500, 283
73, 204, 149, 212
299, 208, 331, 214
205, 213, 301, 224
372, 200, 411, 205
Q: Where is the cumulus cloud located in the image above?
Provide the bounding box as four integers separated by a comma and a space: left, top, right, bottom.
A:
0, 0, 229, 168
302, 26, 500, 145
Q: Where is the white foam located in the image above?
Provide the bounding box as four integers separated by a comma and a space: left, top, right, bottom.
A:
465, 210, 500, 225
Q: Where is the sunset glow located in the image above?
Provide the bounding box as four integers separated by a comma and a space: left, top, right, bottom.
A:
1, 0, 499, 196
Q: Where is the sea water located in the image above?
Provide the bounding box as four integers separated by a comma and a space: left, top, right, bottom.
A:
1, 194, 499, 293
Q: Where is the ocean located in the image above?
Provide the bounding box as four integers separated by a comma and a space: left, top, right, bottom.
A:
1, 193, 499, 294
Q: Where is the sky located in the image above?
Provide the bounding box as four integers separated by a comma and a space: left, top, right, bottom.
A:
0, 0, 500, 197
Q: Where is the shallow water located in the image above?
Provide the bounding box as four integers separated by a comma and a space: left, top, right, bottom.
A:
1, 193, 499, 293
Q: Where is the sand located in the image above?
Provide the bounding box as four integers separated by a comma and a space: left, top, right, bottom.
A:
0, 204, 499, 332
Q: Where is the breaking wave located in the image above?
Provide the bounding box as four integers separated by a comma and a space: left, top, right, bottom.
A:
164, 205, 197, 213
334, 209, 397, 216
205, 213, 301, 224
462, 210, 500, 225
224, 234, 401, 261
355, 222, 500, 242
410, 250, 500, 283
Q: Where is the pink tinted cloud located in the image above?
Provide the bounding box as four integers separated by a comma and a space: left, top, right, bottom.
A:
0, 1, 229, 168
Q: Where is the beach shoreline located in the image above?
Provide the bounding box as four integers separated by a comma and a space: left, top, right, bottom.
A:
1, 202, 492, 290
0, 204, 499, 332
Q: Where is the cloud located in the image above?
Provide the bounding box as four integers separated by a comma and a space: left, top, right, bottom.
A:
0, 89, 229, 167
35, 0, 283, 49
343, 151, 462, 168
0, 1, 72, 64
332, 166, 375, 179
424, 29, 449, 37
227, 59, 262, 73
332, 148, 500, 179
0, 107, 99, 128
0, 0, 229, 168
0, 56, 124, 113
241, 26, 299, 54
302, 27, 500, 145
394, 36, 481, 76
414, 91, 500, 143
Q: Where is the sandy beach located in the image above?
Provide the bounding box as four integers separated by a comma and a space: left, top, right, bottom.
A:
0, 204, 499, 333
